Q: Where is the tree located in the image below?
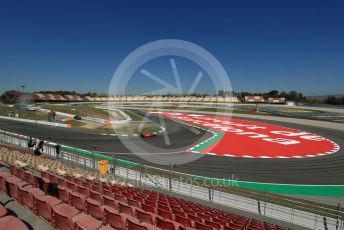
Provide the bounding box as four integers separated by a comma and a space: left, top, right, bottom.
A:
0, 90, 20, 104
267, 90, 279, 97
288, 91, 299, 101
218, 90, 225, 97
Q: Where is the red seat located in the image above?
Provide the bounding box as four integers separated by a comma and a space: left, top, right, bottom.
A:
5, 176, 22, 199
103, 195, 117, 207
97, 225, 114, 230
157, 208, 173, 220
9, 165, 18, 176
103, 188, 113, 197
127, 218, 150, 230
204, 219, 221, 229
115, 193, 127, 203
58, 186, 71, 203
155, 216, 178, 230
17, 168, 26, 181
174, 214, 192, 227
58, 177, 67, 187
89, 190, 102, 203
188, 214, 202, 223
70, 192, 86, 211
77, 185, 90, 197
158, 203, 170, 212
172, 209, 185, 217
194, 222, 214, 230
0, 171, 11, 192
17, 182, 33, 204
0, 215, 29, 230
67, 181, 78, 192
35, 195, 61, 222
92, 183, 102, 193
136, 209, 154, 225
118, 201, 134, 216
128, 198, 141, 208
85, 198, 103, 220
142, 203, 155, 214
74, 215, 103, 230
103, 206, 135, 230
52, 203, 79, 230
24, 171, 37, 187
20, 187, 44, 211
0, 203, 8, 217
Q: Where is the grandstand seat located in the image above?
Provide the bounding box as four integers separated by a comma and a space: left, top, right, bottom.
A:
204, 219, 221, 229
97, 225, 114, 230
193, 221, 214, 230
85, 198, 103, 220
172, 209, 185, 217
128, 197, 141, 208
70, 192, 87, 211
155, 216, 181, 230
92, 183, 102, 193
17, 167, 26, 181
89, 190, 102, 203
0, 171, 11, 192
127, 218, 158, 230
20, 187, 44, 210
102, 188, 113, 197
57, 186, 71, 203
103, 195, 117, 207
58, 177, 67, 187
0, 203, 8, 217
25, 171, 38, 187
77, 185, 90, 197
188, 214, 202, 223
174, 214, 192, 227
142, 203, 156, 213
0, 215, 29, 230
67, 181, 78, 192
5, 176, 23, 200
136, 209, 155, 225
51, 203, 79, 230
115, 193, 127, 203
157, 208, 173, 220
118, 201, 134, 216
103, 205, 136, 230
74, 216, 103, 230
35, 195, 61, 222
9, 165, 18, 177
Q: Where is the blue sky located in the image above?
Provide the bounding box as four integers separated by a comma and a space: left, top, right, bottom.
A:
0, 0, 343, 96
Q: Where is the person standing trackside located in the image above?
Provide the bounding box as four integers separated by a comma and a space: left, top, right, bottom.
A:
55, 144, 61, 159
34, 139, 44, 156
27, 137, 33, 148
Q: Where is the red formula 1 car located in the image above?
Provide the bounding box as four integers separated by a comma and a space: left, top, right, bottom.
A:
140, 132, 157, 138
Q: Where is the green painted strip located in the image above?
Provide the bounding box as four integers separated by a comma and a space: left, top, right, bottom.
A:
192, 176, 344, 196
60, 145, 138, 167
192, 130, 224, 152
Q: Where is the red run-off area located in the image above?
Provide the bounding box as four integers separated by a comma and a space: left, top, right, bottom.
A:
154, 112, 340, 158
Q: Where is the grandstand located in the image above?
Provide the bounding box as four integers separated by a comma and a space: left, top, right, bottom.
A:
30, 93, 241, 104
267, 98, 286, 104
0, 144, 288, 230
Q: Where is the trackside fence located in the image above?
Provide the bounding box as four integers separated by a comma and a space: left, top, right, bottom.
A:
0, 130, 343, 230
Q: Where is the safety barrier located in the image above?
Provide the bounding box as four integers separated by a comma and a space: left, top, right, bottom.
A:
0, 129, 343, 230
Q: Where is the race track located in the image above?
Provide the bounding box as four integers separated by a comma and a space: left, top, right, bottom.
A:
0, 110, 343, 186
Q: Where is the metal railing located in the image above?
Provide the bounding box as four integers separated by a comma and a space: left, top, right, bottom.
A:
0, 130, 343, 230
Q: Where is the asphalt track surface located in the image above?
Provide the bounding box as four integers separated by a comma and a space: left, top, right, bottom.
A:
0, 110, 343, 186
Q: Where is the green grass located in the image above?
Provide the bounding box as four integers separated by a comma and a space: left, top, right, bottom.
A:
118, 104, 261, 115
0, 105, 49, 120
